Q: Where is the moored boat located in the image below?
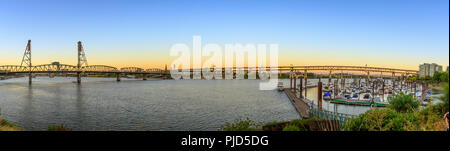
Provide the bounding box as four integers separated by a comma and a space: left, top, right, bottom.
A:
277, 82, 284, 91
323, 92, 332, 100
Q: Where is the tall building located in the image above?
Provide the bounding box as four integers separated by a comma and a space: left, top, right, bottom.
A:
419, 63, 443, 77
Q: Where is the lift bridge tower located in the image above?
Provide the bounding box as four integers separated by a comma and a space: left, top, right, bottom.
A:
77, 41, 88, 83
20, 40, 32, 84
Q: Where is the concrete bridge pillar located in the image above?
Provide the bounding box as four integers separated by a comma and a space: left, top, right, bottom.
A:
116, 73, 121, 82
28, 73, 32, 84
77, 72, 81, 83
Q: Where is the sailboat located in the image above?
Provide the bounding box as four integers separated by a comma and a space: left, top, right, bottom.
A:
323, 92, 332, 100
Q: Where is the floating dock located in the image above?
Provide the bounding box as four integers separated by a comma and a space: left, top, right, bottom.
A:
330, 99, 387, 107
284, 88, 312, 118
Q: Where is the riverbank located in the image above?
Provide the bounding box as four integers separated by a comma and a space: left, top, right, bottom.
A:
0, 114, 21, 131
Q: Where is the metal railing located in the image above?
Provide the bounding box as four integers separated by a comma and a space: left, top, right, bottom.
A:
309, 103, 357, 126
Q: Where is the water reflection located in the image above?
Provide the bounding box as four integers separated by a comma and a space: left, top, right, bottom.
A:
1, 77, 300, 131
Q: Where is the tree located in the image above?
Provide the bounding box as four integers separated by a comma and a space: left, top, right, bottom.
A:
432, 72, 441, 82
432, 72, 449, 83
438, 83, 449, 113
388, 93, 419, 113
440, 73, 449, 83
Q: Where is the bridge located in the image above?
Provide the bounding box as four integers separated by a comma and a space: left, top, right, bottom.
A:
0, 40, 169, 84
1, 40, 419, 84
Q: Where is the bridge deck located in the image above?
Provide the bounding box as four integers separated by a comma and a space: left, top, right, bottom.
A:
1, 71, 168, 74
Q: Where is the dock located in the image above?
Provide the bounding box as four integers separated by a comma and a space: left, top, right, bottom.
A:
284, 88, 314, 118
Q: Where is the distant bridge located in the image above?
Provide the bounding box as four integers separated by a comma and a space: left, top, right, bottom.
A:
277, 66, 418, 75
1, 40, 419, 84
0, 64, 164, 74
0, 40, 168, 84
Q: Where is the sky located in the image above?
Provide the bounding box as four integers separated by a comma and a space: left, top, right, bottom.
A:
0, 0, 448, 70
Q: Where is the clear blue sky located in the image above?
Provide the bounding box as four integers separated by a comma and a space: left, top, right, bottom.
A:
0, 0, 448, 69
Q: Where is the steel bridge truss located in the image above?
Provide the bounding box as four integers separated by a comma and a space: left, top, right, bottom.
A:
0, 64, 164, 74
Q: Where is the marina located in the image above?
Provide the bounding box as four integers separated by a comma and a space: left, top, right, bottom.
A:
286, 68, 432, 110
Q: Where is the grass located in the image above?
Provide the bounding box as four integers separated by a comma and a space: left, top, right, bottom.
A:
223, 118, 329, 131
283, 125, 300, 131
0, 116, 22, 131
221, 118, 262, 131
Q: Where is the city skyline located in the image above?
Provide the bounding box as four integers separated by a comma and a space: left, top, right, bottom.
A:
0, 0, 448, 70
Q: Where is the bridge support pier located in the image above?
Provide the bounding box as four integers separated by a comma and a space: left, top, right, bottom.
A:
143, 74, 147, 80
116, 73, 121, 81
77, 72, 81, 84
28, 73, 32, 84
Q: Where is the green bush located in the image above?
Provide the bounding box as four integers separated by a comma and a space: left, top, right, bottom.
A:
289, 118, 324, 131
221, 118, 261, 131
388, 93, 419, 113
432, 72, 449, 83
343, 108, 420, 131
282, 125, 300, 131
438, 83, 449, 113
264, 121, 283, 127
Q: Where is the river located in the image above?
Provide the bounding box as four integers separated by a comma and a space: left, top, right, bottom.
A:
1, 77, 305, 131
0, 77, 379, 131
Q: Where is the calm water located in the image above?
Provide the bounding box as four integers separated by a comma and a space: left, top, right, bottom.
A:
282, 78, 374, 115
1, 77, 304, 131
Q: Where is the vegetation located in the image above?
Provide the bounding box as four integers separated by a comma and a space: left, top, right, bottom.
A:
344, 107, 446, 131
0, 110, 21, 131
282, 125, 300, 131
388, 93, 419, 113
343, 108, 419, 131
344, 83, 449, 131
222, 118, 330, 131
263, 121, 284, 127
432, 72, 449, 83
438, 83, 449, 113
48, 124, 71, 131
289, 118, 325, 131
221, 118, 262, 131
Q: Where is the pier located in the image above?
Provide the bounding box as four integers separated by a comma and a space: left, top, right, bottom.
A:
284, 88, 315, 118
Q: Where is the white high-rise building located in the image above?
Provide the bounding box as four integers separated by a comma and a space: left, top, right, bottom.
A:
419, 63, 443, 77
